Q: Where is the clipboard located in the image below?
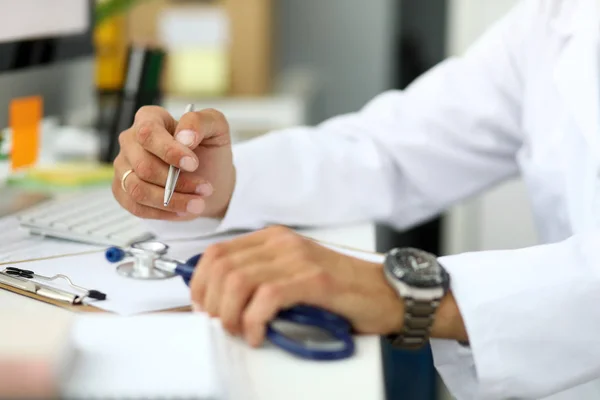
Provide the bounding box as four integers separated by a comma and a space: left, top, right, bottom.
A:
0, 236, 381, 315
0, 279, 192, 314
0, 280, 105, 313
0, 267, 192, 314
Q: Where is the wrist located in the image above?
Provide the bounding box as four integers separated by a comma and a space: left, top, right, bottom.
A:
213, 166, 237, 219
431, 291, 468, 343
372, 262, 406, 336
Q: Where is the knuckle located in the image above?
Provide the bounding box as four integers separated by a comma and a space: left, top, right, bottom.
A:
226, 270, 247, 292
163, 142, 179, 163
113, 153, 123, 169
203, 108, 230, 136
111, 179, 120, 199
176, 177, 199, 193
205, 108, 226, 121
221, 315, 234, 331
204, 243, 226, 261
128, 203, 145, 218
282, 232, 309, 252
134, 105, 155, 121
266, 225, 290, 236
189, 270, 204, 299
135, 121, 155, 146
133, 159, 153, 182
311, 270, 333, 292
285, 232, 305, 247
267, 226, 298, 244
258, 284, 281, 304
117, 130, 129, 147
213, 258, 233, 277
190, 284, 203, 305
128, 181, 146, 203
242, 312, 258, 330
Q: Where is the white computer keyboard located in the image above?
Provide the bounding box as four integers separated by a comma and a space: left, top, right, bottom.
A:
17, 188, 155, 247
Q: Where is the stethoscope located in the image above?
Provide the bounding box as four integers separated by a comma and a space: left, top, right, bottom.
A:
105, 241, 355, 361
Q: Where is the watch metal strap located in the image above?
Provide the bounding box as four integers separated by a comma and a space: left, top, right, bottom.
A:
389, 297, 439, 350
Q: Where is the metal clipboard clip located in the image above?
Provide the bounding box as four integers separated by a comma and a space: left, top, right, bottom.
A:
0, 267, 107, 305
0, 271, 84, 305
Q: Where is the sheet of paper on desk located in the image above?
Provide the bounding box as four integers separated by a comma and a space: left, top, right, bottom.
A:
18, 251, 190, 315
0, 216, 102, 265
12, 238, 228, 315
62, 314, 237, 400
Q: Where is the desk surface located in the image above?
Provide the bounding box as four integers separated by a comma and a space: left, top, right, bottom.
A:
0, 223, 385, 400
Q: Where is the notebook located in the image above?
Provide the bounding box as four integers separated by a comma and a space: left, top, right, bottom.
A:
61, 313, 245, 400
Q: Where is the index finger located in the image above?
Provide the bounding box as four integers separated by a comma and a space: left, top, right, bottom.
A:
174, 108, 231, 149
135, 105, 177, 132
133, 106, 199, 172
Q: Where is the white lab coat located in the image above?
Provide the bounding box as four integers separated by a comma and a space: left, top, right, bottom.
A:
147, 0, 600, 398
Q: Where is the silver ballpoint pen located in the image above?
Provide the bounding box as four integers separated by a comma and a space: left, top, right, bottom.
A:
164, 103, 195, 206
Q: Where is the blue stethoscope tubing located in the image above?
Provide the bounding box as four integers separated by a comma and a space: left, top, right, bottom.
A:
106, 248, 355, 361
180, 254, 355, 361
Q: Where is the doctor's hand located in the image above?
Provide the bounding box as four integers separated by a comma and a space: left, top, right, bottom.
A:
189, 226, 406, 347
112, 106, 236, 221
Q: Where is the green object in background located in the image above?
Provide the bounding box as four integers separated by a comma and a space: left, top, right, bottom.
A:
6, 163, 114, 191
0, 129, 11, 187
0, 129, 7, 161
95, 0, 146, 26
142, 49, 166, 94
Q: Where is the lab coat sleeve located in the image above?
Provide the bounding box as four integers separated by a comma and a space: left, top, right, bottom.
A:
431, 231, 600, 400
146, 0, 533, 237
210, 0, 534, 233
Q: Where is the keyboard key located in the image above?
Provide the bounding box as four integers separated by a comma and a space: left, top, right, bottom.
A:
17, 189, 155, 246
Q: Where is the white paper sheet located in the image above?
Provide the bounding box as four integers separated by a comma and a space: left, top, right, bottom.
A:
0, 0, 88, 43
10, 236, 239, 315
63, 314, 228, 400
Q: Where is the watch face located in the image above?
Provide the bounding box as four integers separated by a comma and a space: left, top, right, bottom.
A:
386, 248, 450, 289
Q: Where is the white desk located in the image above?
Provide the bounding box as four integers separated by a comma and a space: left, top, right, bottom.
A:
0, 223, 385, 400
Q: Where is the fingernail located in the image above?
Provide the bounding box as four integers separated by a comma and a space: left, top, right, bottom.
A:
192, 302, 203, 313
175, 129, 196, 146
187, 199, 205, 214
180, 156, 198, 171
195, 183, 213, 196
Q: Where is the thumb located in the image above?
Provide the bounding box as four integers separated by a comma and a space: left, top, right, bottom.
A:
174, 108, 231, 150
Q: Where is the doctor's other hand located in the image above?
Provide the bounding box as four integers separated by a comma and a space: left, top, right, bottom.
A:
112, 105, 236, 221
189, 226, 405, 347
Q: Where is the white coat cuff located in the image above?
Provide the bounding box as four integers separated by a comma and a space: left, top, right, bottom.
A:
215, 142, 269, 233
430, 252, 511, 399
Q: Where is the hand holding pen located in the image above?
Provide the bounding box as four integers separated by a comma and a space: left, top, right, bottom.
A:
111, 104, 236, 221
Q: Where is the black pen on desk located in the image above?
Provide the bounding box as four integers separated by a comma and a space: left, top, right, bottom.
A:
164, 103, 195, 206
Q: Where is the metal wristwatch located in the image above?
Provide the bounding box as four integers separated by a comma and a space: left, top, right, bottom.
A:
383, 247, 450, 350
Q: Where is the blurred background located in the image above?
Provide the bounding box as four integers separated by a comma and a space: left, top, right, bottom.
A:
0, 0, 536, 399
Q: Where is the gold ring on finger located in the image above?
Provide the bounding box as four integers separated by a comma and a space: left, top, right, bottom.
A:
121, 169, 134, 193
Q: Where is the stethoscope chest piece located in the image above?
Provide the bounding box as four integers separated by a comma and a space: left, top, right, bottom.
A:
114, 241, 176, 280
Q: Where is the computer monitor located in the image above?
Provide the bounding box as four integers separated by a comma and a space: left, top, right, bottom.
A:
0, 0, 96, 130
